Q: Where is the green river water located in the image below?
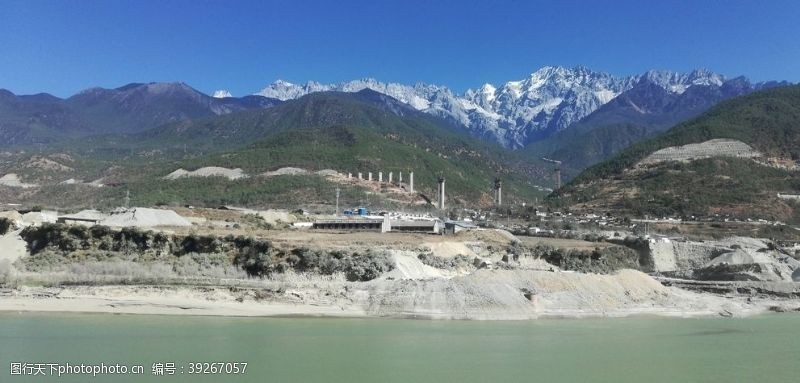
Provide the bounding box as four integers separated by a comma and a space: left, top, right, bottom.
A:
1, 312, 798, 382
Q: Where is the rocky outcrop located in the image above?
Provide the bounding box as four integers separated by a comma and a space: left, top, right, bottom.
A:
164, 167, 246, 180
694, 249, 800, 282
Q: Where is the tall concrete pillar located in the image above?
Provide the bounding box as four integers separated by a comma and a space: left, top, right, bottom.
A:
357, 172, 362, 180
494, 178, 502, 206
348, 173, 352, 179
388, 172, 393, 183
368, 172, 372, 181
378, 172, 383, 182
498, 185, 502, 206
555, 167, 561, 189
437, 176, 445, 210
381, 215, 391, 233
409, 172, 414, 193
399, 172, 403, 184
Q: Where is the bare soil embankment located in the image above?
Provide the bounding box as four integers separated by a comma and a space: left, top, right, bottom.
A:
3, 253, 794, 319
2, 223, 799, 319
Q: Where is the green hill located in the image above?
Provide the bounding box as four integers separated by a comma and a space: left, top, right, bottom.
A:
124, 90, 543, 208
134, 89, 474, 151
3, 90, 546, 210
555, 85, 800, 221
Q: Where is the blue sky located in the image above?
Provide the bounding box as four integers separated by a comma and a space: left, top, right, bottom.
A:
1, 0, 798, 97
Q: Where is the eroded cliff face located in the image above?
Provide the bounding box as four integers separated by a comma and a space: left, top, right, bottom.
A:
640, 237, 800, 282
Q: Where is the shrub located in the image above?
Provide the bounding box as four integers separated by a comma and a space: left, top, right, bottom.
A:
0, 218, 14, 235
542, 246, 640, 273
17, 250, 65, 272
16, 223, 392, 281
241, 252, 273, 276
274, 247, 394, 281
21, 223, 72, 254
343, 251, 394, 281
417, 253, 471, 270
179, 234, 221, 254
512, 242, 640, 274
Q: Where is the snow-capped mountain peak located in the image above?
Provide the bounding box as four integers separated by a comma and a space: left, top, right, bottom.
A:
212, 90, 232, 98
256, 78, 437, 110
480, 83, 497, 96
456, 66, 639, 146
642, 69, 726, 94
253, 66, 734, 148
256, 79, 330, 100
686, 68, 725, 86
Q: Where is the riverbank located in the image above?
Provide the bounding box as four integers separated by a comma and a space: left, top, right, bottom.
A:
0, 285, 365, 317
4, 221, 800, 320
3, 268, 798, 319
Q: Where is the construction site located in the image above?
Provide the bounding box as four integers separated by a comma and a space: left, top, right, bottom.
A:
1, 149, 800, 322
2, 160, 800, 320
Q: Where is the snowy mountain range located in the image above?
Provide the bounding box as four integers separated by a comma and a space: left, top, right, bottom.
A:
1, 66, 781, 149
255, 66, 767, 148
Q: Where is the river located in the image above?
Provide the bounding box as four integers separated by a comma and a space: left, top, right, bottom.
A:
1, 313, 798, 382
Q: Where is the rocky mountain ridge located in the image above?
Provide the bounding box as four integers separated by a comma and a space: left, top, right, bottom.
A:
256, 66, 781, 148
0, 82, 281, 145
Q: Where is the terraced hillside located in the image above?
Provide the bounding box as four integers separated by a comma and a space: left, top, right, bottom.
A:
555, 85, 800, 221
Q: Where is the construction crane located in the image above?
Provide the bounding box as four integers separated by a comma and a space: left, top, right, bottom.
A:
541, 158, 562, 189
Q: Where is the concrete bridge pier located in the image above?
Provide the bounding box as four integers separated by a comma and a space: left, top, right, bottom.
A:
437, 176, 445, 210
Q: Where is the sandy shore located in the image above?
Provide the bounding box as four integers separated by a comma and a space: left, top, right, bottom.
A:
0, 288, 773, 319
0, 297, 732, 319
0, 289, 366, 318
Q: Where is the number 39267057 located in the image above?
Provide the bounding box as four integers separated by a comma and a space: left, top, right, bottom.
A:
188, 362, 248, 374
